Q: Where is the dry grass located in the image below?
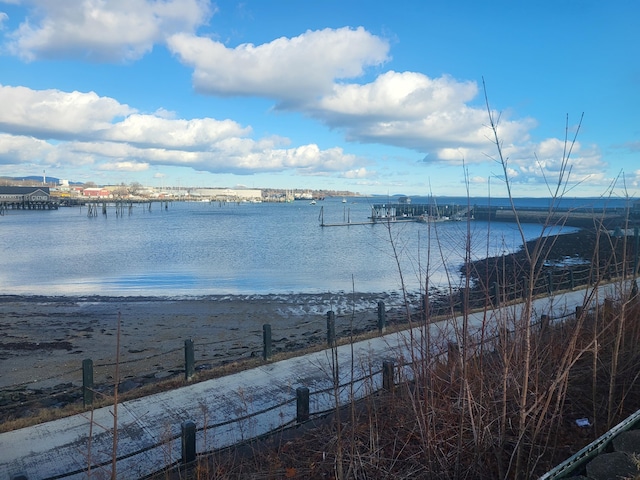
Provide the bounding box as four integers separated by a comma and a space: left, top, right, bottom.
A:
152, 294, 640, 480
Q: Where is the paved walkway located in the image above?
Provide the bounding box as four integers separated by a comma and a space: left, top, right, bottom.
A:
0, 283, 626, 480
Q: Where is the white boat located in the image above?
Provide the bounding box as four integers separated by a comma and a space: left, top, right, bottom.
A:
342, 198, 347, 203
310, 199, 316, 205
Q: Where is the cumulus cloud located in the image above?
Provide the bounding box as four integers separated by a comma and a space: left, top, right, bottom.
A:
98, 161, 150, 172
0, 84, 363, 177
309, 71, 535, 160
491, 138, 606, 187
5, 0, 212, 62
168, 26, 390, 106
0, 133, 56, 164
0, 84, 134, 138
166, 25, 607, 189
105, 114, 251, 149
343, 168, 374, 179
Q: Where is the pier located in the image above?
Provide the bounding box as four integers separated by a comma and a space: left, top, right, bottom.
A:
318, 201, 638, 229
0, 186, 59, 213
0, 199, 59, 212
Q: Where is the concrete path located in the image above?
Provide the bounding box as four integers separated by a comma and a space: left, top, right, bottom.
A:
0, 282, 628, 480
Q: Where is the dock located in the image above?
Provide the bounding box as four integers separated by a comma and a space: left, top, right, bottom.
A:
318, 202, 638, 229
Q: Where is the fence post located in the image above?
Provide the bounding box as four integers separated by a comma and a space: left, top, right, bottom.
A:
422, 293, 429, 319
184, 339, 195, 380
634, 226, 639, 276
522, 277, 529, 298
547, 270, 553, 294
382, 360, 395, 392
492, 282, 500, 306
459, 288, 466, 315
576, 305, 584, 319
377, 301, 386, 333
604, 298, 613, 320
540, 314, 550, 334
448, 342, 460, 368
263, 324, 272, 361
327, 311, 336, 347
82, 358, 94, 407
181, 420, 196, 464
296, 386, 310, 423
569, 269, 575, 290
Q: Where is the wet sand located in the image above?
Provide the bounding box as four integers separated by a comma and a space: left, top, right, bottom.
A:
0, 292, 413, 410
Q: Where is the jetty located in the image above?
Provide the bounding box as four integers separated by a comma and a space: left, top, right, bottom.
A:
320, 201, 640, 229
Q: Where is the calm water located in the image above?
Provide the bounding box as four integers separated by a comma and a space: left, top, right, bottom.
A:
0, 196, 614, 297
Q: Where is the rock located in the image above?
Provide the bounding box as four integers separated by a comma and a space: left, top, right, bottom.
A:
613, 429, 640, 454
118, 379, 141, 393
586, 452, 638, 480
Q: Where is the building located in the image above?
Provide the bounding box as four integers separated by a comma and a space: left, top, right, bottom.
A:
191, 188, 262, 201
82, 187, 111, 198
0, 186, 56, 210
0, 186, 51, 203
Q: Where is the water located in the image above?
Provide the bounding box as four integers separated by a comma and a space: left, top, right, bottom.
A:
0, 196, 612, 297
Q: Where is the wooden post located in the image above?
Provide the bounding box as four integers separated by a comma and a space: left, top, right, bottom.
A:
262, 324, 272, 361
576, 305, 584, 319
448, 342, 460, 368
604, 298, 613, 320
540, 314, 550, 334
422, 293, 429, 320
492, 282, 500, 306
522, 277, 529, 298
547, 270, 553, 294
377, 301, 386, 333
634, 226, 639, 276
382, 360, 394, 392
459, 288, 466, 315
181, 420, 196, 464
569, 269, 575, 290
296, 387, 310, 423
326, 311, 336, 347
184, 339, 194, 380
82, 358, 93, 407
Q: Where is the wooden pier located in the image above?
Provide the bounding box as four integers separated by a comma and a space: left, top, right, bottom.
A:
0, 200, 59, 213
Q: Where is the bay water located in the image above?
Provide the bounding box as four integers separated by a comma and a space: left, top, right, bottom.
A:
0, 196, 617, 298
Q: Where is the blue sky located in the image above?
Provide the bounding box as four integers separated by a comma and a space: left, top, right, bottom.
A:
0, 0, 638, 197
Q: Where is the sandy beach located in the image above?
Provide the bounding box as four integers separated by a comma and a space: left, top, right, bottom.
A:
0, 292, 414, 422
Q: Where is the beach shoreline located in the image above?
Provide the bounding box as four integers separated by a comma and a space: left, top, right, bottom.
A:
0, 229, 604, 425
0, 291, 418, 423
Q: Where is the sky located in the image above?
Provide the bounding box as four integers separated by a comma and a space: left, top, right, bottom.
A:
0, 1, 638, 198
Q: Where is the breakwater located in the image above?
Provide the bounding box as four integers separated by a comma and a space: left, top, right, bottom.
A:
369, 202, 637, 228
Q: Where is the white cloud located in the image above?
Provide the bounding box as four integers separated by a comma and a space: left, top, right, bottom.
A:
98, 161, 150, 172
343, 168, 374, 179
168, 27, 390, 106
493, 138, 606, 187
167, 27, 607, 190
0, 84, 365, 178
0, 132, 55, 164
5, 0, 212, 62
0, 84, 134, 137
309, 71, 535, 160
105, 114, 251, 148
469, 176, 487, 184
